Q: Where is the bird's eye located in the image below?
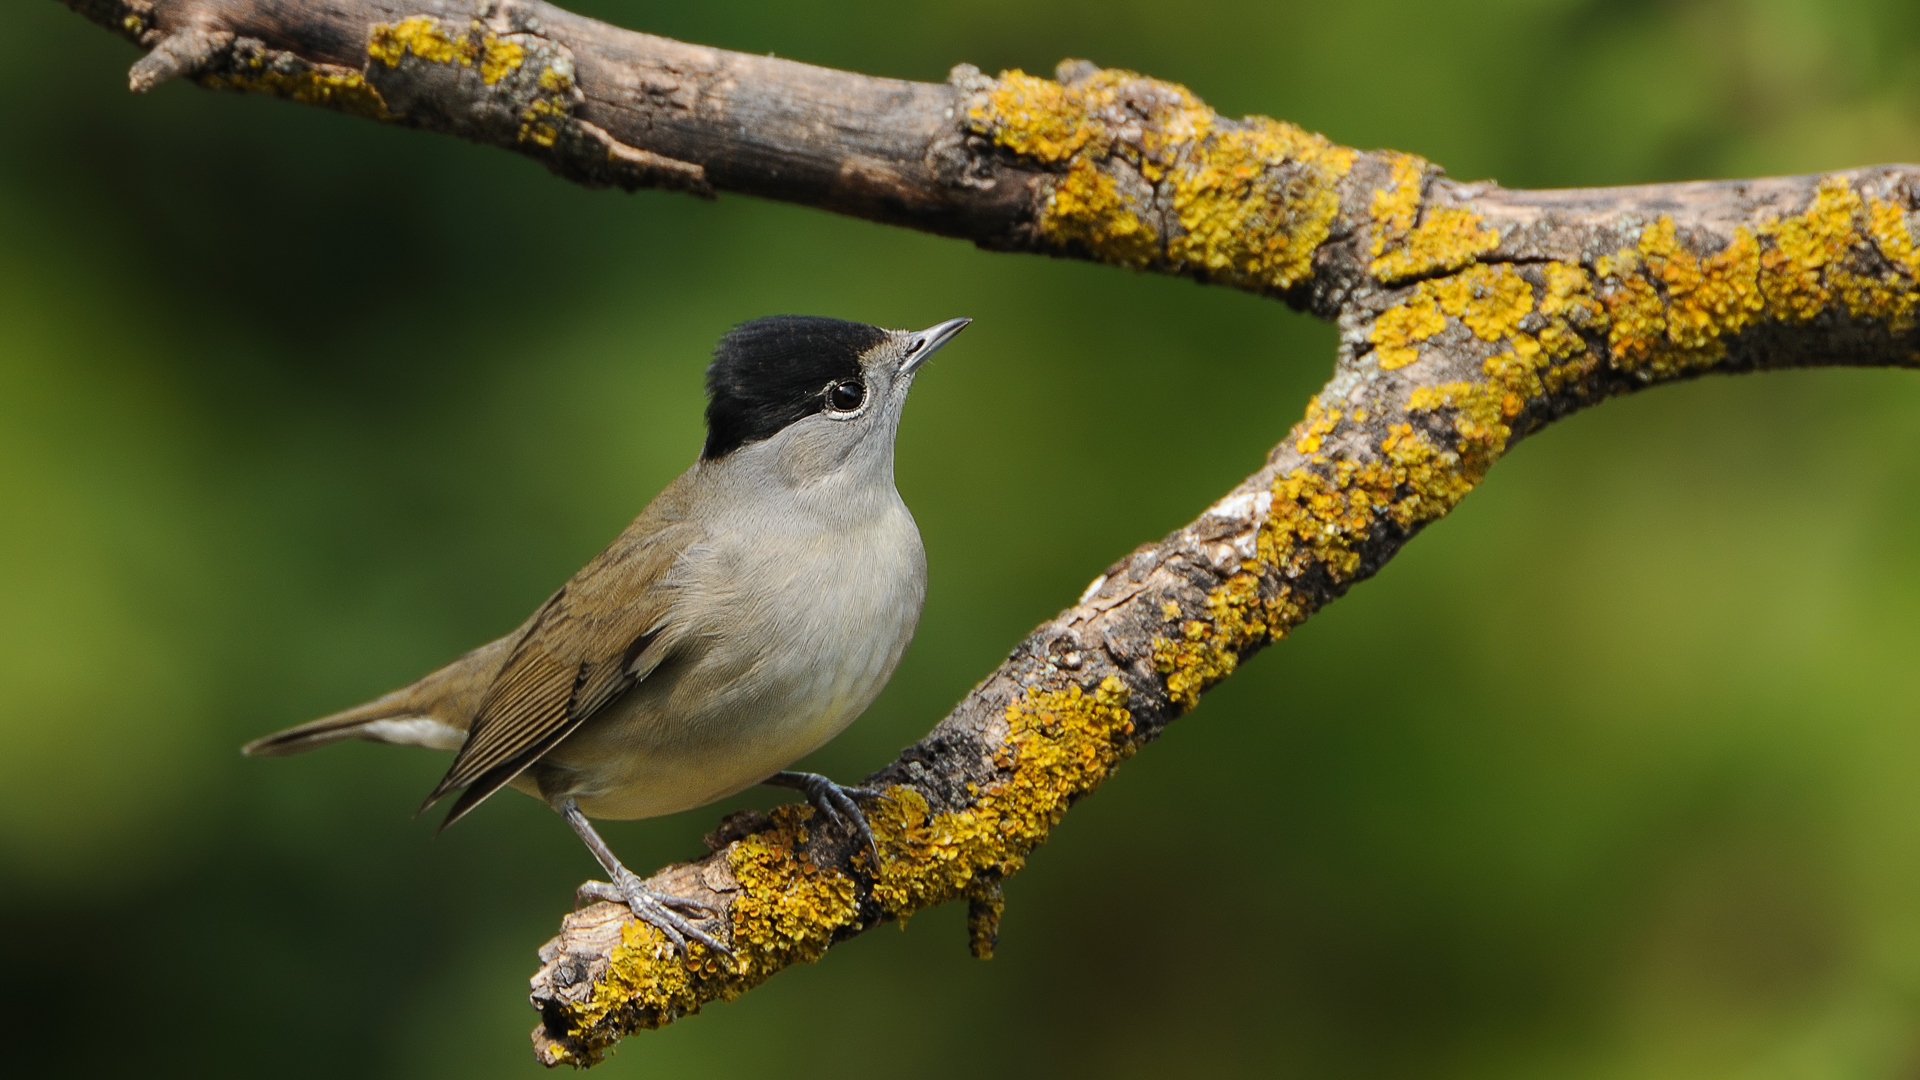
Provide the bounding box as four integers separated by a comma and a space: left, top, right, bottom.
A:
826, 379, 866, 412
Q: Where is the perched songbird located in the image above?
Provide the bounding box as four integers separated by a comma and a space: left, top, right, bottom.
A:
244, 315, 971, 953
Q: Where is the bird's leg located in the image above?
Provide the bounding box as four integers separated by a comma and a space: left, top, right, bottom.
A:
558, 798, 731, 957
763, 771, 882, 866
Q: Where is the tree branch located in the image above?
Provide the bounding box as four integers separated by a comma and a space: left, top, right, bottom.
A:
60, 0, 1920, 1067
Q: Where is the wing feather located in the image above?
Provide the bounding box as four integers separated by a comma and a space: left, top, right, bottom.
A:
421, 504, 702, 825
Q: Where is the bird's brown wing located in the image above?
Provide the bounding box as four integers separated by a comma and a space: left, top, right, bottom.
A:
423, 514, 703, 829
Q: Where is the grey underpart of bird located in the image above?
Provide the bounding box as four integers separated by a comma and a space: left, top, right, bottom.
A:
243, 314, 973, 956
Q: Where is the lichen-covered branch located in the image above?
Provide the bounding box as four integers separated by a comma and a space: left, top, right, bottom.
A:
59, 0, 1920, 1068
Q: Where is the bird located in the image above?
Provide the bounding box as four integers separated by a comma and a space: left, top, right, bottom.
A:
243, 314, 971, 955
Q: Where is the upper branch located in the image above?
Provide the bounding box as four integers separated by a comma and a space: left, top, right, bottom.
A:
68, 0, 1405, 314
61, 0, 1920, 1068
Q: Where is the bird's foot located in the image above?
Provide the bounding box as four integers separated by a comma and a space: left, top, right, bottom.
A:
576, 871, 731, 958
764, 770, 882, 867
559, 796, 731, 958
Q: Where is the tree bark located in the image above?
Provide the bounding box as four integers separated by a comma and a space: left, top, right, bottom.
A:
60, 0, 1920, 1066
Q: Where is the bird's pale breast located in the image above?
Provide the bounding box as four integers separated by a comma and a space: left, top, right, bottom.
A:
535, 495, 926, 820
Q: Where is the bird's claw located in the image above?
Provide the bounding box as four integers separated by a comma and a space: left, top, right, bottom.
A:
765, 771, 883, 868
577, 874, 731, 958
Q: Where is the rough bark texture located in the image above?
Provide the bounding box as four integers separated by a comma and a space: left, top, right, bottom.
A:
60, 0, 1920, 1067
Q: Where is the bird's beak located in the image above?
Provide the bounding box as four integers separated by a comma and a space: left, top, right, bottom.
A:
900, 316, 972, 375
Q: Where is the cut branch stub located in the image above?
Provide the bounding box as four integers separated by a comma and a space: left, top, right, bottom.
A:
121, 3, 711, 193
127, 25, 229, 92
54, 0, 1920, 1068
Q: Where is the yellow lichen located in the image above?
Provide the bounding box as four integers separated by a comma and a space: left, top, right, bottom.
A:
368, 16, 529, 85
1264, 458, 1378, 578
367, 16, 474, 68
1044, 159, 1158, 267
1538, 262, 1607, 387
1368, 263, 1532, 371
199, 68, 393, 121
1431, 263, 1533, 341
1376, 262, 1593, 478
1293, 400, 1339, 455
726, 812, 861, 974
1759, 176, 1863, 323
1596, 216, 1766, 376
519, 96, 565, 148
367, 17, 569, 149
966, 885, 1005, 960
1589, 177, 1920, 376
1595, 248, 1669, 371
577, 921, 701, 1037
1168, 118, 1357, 291
1375, 421, 1481, 528
1869, 197, 1920, 274
965, 66, 1354, 291
1371, 153, 1426, 258
1407, 380, 1509, 478
963, 69, 1098, 164
1643, 218, 1763, 352
1868, 196, 1920, 330
1372, 205, 1500, 283
1540, 262, 1597, 319
1370, 290, 1446, 370
1155, 571, 1272, 709
479, 36, 526, 84
867, 677, 1136, 916
590, 178, 1920, 1047
1482, 336, 1546, 406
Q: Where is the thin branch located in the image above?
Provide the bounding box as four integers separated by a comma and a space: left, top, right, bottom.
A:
59, 0, 1920, 1067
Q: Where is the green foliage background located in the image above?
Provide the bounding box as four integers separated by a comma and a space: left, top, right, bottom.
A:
7, 0, 1920, 1075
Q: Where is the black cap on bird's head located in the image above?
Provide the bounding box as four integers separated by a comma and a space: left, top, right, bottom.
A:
701, 315, 970, 460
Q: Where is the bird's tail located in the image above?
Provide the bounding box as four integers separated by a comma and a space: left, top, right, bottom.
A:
241, 695, 445, 756
241, 636, 517, 757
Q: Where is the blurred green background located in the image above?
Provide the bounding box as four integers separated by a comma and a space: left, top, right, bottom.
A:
7, 0, 1920, 1075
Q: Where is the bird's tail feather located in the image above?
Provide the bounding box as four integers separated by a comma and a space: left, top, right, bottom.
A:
241, 694, 437, 757
241, 635, 517, 758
